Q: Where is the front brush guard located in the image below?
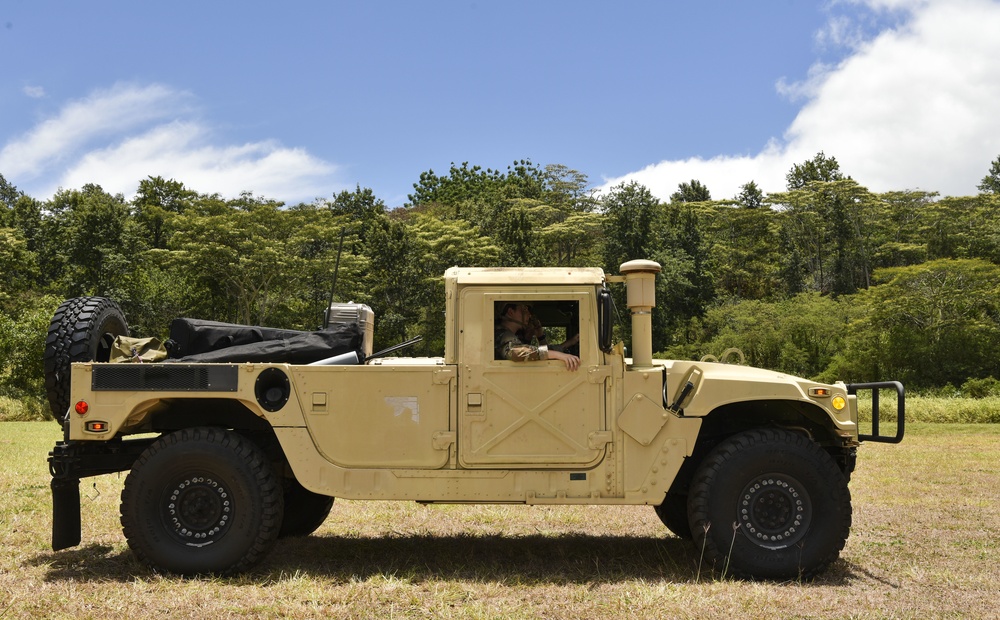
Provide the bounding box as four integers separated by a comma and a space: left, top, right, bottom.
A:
847, 381, 905, 444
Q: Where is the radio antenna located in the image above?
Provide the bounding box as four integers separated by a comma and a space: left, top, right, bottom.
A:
323, 227, 348, 329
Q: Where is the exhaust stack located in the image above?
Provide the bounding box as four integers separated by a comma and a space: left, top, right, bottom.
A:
620, 259, 661, 368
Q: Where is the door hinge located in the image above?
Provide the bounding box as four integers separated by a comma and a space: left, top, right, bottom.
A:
588, 430, 613, 449
433, 368, 457, 384
433, 431, 456, 450
587, 366, 611, 384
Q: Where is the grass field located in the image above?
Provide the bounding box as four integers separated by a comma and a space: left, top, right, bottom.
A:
1, 421, 998, 619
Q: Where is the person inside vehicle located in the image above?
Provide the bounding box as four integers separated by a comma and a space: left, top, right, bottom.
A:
494, 303, 580, 370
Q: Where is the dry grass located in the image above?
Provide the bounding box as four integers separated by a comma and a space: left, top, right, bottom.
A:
856, 393, 1000, 424
2, 421, 998, 619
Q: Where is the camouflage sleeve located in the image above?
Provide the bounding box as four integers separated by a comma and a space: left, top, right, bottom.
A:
495, 328, 548, 362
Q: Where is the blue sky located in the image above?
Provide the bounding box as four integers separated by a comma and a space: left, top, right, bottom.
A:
2, 1, 999, 207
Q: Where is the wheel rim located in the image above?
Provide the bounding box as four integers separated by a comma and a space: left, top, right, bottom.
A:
164, 476, 232, 545
738, 473, 812, 549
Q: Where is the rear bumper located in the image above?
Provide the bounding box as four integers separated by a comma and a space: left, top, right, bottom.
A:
48, 438, 154, 550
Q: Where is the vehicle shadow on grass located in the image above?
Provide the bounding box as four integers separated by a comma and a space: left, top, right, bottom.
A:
35, 534, 858, 586
269, 533, 703, 583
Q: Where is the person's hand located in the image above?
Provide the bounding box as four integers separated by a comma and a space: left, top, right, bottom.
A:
549, 350, 580, 371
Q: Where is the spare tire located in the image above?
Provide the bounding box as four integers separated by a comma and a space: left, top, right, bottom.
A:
44, 297, 128, 424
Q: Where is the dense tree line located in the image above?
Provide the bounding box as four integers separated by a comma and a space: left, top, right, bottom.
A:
3, 154, 1000, 409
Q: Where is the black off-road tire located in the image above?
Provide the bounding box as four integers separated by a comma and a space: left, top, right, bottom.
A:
120, 427, 284, 575
653, 491, 692, 540
43, 297, 128, 423
278, 477, 334, 538
688, 428, 851, 580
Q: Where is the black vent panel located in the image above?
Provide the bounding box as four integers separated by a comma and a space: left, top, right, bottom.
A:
92, 364, 240, 392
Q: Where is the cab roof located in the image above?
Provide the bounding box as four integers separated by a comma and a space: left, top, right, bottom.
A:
444, 266, 606, 286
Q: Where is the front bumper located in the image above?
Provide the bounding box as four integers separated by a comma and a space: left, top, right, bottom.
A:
847, 381, 905, 443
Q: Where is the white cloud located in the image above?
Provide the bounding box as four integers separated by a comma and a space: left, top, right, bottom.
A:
775, 63, 836, 103
816, 15, 866, 50
1, 82, 342, 204
0, 83, 188, 180
601, 0, 1000, 200
54, 121, 338, 204
23, 85, 45, 99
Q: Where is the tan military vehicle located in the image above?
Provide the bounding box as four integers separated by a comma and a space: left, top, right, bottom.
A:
47, 260, 904, 580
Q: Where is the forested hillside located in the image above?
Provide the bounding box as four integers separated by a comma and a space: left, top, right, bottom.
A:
3, 152, 1000, 409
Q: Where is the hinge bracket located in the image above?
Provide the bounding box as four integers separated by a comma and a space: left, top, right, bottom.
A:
433, 431, 456, 450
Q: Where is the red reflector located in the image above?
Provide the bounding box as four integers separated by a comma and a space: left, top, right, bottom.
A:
75, 401, 89, 415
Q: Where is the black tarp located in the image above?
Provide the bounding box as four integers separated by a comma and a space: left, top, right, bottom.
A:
168, 318, 309, 358
166, 319, 362, 364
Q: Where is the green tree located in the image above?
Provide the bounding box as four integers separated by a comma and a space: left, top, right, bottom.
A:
918, 194, 1000, 264
328, 185, 386, 251
8, 195, 44, 256
828, 259, 1000, 387
0, 174, 20, 219
286, 202, 369, 325
493, 205, 541, 267
168, 193, 301, 326
601, 181, 660, 270
408, 214, 500, 275
602, 182, 716, 351
871, 190, 935, 268
42, 184, 137, 298
0, 293, 60, 402
133, 176, 197, 249
408, 214, 501, 352
663, 205, 715, 320
538, 210, 603, 267
736, 181, 764, 209
771, 174, 875, 295
785, 151, 844, 189
670, 292, 857, 379
407, 160, 546, 221
0, 194, 46, 295
533, 165, 601, 266
541, 164, 597, 213
0, 229, 39, 308
670, 179, 712, 203
365, 217, 428, 352
776, 223, 808, 296
407, 161, 597, 268
977, 154, 1000, 194
708, 202, 781, 299
601, 181, 660, 345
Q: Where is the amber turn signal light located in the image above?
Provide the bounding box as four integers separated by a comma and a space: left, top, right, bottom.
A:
85, 420, 108, 433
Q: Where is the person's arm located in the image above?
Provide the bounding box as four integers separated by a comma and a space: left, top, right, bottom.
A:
498, 329, 579, 370
498, 329, 544, 362
546, 348, 580, 371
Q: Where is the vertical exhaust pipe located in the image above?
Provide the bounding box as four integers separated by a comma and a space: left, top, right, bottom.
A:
620, 259, 661, 368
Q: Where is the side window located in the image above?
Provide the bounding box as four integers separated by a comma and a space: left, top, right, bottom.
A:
493, 300, 580, 361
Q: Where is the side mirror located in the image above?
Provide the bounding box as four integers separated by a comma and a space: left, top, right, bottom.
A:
598, 288, 613, 353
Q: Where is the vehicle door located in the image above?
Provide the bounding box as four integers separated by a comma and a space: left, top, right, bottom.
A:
458, 288, 609, 468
